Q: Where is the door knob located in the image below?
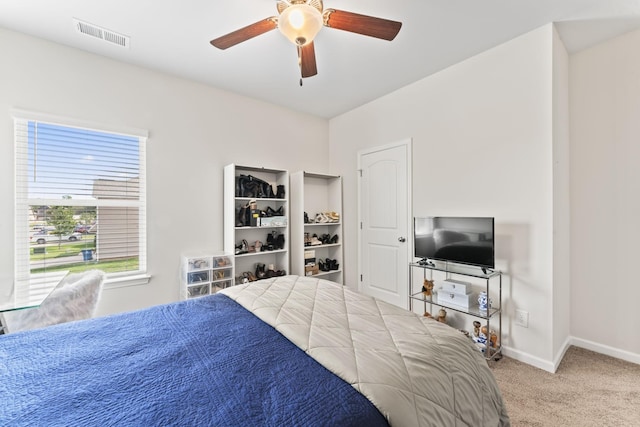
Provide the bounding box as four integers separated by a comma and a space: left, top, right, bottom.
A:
398, 237, 406, 242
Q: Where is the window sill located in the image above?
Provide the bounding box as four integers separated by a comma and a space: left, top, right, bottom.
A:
104, 273, 151, 289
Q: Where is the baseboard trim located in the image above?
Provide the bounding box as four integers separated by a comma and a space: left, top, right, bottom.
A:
503, 337, 640, 373
501, 345, 556, 373
552, 336, 573, 372
570, 337, 640, 366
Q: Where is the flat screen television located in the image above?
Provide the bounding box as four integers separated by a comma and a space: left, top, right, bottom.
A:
414, 216, 495, 269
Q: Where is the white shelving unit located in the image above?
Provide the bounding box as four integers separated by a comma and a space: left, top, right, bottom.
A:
224, 164, 289, 284
290, 171, 343, 284
180, 252, 234, 299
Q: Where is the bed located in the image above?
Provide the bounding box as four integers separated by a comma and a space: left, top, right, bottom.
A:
0, 275, 510, 426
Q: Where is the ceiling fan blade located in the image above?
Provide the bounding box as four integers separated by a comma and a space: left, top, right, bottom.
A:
323, 9, 402, 41
210, 18, 278, 49
298, 42, 318, 78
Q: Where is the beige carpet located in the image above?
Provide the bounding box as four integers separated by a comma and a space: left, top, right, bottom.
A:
490, 346, 640, 426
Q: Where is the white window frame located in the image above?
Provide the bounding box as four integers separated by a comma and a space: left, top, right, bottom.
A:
13, 109, 150, 289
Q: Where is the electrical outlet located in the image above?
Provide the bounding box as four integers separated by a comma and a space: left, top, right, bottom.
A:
515, 309, 529, 328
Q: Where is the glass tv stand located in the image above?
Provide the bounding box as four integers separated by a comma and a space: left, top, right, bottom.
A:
409, 261, 502, 361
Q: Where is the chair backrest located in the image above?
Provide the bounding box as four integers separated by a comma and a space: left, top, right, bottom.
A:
1, 269, 106, 334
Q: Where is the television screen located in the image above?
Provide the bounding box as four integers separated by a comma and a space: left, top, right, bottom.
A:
414, 217, 495, 268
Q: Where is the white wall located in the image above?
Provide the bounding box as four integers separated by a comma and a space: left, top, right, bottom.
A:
330, 25, 561, 368
569, 28, 640, 362
552, 26, 572, 364
0, 28, 330, 316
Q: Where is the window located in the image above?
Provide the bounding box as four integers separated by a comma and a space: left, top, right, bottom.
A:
14, 111, 148, 288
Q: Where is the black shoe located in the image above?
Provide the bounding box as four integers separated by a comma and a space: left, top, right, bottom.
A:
236, 207, 245, 227
276, 233, 285, 250
235, 176, 242, 197
243, 180, 258, 198
236, 175, 249, 197
264, 206, 279, 217
235, 239, 249, 255
330, 234, 339, 244
264, 184, 275, 198
276, 185, 285, 199
246, 175, 271, 198
237, 203, 252, 227
255, 263, 266, 280
265, 266, 276, 278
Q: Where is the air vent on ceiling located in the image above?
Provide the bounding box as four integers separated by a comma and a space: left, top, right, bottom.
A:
74, 18, 130, 49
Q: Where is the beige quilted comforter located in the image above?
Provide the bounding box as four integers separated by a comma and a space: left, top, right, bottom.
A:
221, 275, 510, 426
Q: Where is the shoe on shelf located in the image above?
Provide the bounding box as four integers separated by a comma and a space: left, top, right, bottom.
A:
263, 206, 284, 217
266, 232, 275, 250
327, 212, 340, 222
236, 206, 247, 227
310, 234, 323, 246
265, 184, 275, 199
255, 263, 267, 279
330, 234, 339, 244
235, 239, 249, 255
315, 212, 330, 223
323, 258, 338, 271
236, 175, 249, 197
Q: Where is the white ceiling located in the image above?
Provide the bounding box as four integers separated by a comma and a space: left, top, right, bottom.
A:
1, 0, 640, 118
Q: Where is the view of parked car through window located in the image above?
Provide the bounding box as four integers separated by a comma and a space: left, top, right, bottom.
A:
30, 230, 83, 244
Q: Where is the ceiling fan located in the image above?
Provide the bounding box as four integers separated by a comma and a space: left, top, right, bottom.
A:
210, 0, 402, 81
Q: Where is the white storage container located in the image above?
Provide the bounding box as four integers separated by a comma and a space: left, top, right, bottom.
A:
436, 289, 475, 309
436, 278, 472, 295
180, 252, 234, 300
258, 216, 287, 227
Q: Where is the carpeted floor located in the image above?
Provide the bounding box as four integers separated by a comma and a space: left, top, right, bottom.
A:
490, 346, 640, 426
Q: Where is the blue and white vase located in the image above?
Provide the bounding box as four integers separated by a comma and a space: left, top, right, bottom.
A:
478, 291, 490, 311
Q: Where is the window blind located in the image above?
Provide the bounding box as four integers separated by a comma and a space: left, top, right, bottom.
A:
14, 115, 147, 284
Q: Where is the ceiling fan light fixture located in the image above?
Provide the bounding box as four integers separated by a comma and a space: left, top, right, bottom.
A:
278, 3, 323, 46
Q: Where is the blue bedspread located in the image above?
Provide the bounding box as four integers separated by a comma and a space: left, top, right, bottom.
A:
0, 294, 388, 426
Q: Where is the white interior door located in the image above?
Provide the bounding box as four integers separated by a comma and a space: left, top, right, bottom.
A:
358, 140, 412, 309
